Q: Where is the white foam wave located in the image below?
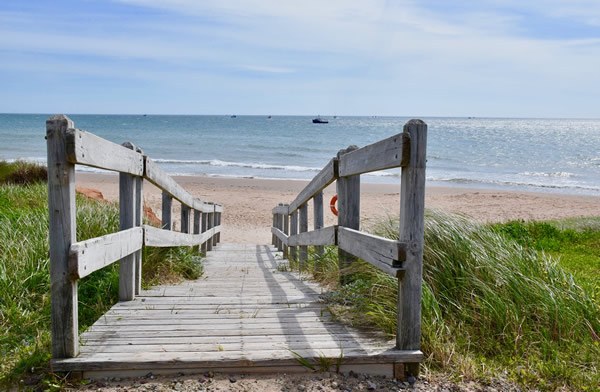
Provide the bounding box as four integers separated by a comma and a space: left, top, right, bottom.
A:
154, 158, 321, 172
518, 171, 576, 178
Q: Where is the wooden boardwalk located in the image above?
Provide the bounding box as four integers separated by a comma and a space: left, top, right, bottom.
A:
52, 244, 422, 378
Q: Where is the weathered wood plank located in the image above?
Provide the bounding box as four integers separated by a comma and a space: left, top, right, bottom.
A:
313, 191, 324, 258
397, 119, 427, 351
289, 159, 336, 212
119, 171, 136, 301
299, 203, 308, 266
65, 128, 144, 175
47, 115, 79, 358
69, 228, 143, 280
270, 227, 289, 246
338, 133, 409, 176
337, 146, 360, 284
144, 225, 220, 248
272, 205, 289, 215
287, 226, 336, 247
337, 227, 405, 278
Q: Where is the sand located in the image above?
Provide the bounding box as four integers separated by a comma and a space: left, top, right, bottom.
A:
76, 172, 600, 244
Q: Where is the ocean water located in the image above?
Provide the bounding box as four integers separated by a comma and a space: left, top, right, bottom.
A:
1, 114, 599, 195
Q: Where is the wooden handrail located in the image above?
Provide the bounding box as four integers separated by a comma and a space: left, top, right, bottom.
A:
47, 114, 223, 359
271, 119, 427, 361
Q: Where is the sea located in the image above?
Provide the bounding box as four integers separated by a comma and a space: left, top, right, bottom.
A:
1, 114, 599, 195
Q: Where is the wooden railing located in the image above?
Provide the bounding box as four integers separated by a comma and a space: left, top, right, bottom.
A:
271, 119, 427, 357
46, 115, 223, 359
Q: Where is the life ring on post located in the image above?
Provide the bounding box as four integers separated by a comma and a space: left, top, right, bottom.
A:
329, 194, 338, 216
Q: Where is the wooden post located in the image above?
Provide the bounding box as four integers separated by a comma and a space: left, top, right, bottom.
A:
134, 175, 143, 295
122, 143, 144, 296
313, 191, 324, 261
212, 206, 218, 247
206, 204, 214, 251
216, 211, 221, 244
47, 115, 78, 358
193, 209, 201, 253
277, 203, 285, 251
299, 203, 308, 269
283, 204, 289, 258
337, 146, 360, 285
181, 204, 190, 234
201, 210, 208, 253
272, 212, 277, 247
397, 120, 427, 363
119, 163, 136, 301
161, 192, 172, 230
289, 210, 298, 262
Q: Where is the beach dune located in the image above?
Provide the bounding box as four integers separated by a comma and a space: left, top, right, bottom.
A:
77, 173, 600, 244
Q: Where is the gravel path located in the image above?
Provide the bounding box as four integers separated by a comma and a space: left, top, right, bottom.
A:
70, 371, 524, 392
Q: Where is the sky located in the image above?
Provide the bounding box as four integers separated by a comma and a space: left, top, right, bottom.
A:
0, 0, 599, 117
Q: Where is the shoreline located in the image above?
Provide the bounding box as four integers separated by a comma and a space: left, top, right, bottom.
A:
76, 172, 600, 244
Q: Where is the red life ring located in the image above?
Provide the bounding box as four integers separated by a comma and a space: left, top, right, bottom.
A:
329, 194, 338, 216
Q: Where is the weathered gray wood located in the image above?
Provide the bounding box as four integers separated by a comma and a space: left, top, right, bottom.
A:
313, 191, 324, 258
212, 208, 218, 247
271, 213, 277, 247
134, 175, 143, 295
397, 119, 427, 351
206, 207, 214, 251
271, 205, 289, 215
51, 244, 422, 377
337, 227, 405, 278
47, 114, 79, 358
119, 171, 136, 301
69, 228, 143, 280
270, 227, 289, 246
287, 226, 336, 247
216, 212, 222, 243
145, 158, 195, 207
201, 210, 209, 253
337, 146, 360, 284
299, 204, 308, 267
193, 210, 201, 253
289, 159, 337, 212
181, 204, 190, 234
65, 128, 144, 175
144, 225, 219, 248
282, 205, 289, 258
338, 133, 409, 176
289, 210, 298, 262
161, 192, 172, 230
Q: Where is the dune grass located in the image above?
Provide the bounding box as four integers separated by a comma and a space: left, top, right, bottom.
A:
299, 210, 600, 391
0, 180, 202, 389
0, 160, 47, 185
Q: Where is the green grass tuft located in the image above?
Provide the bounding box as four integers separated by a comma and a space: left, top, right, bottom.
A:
307, 210, 600, 391
0, 160, 48, 185
0, 182, 202, 389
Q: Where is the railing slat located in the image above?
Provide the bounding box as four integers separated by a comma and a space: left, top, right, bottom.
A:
337, 227, 406, 276
338, 133, 409, 177
69, 227, 143, 280
144, 225, 220, 248
65, 128, 144, 175
289, 159, 336, 212
287, 226, 336, 247
270, 227, 289, 246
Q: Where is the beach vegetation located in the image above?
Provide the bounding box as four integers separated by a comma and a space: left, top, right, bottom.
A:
0, 182, 202, 389
300, 210, 600, 391
0, 160, 47, 185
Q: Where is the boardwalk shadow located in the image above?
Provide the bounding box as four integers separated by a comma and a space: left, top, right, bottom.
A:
254, 244, 370, 365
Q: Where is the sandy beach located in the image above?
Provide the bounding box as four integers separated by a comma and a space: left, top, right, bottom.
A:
76, 172, 600, 244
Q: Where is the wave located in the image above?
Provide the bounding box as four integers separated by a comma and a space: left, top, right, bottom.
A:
154, 158, 322, 173
428, 175, 600, 193
518, 171, 576, 178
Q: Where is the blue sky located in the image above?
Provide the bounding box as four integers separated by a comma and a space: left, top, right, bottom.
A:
1, 0, 599, 117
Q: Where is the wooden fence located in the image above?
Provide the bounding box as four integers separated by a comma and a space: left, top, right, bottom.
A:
271, 119, 427, 359
46, 115, 223, 359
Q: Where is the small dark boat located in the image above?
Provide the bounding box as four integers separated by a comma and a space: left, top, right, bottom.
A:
312, 117, 328, 124
231, 115, 237, 118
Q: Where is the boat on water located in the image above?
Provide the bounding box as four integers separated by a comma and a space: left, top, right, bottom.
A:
312, 117, 329, 124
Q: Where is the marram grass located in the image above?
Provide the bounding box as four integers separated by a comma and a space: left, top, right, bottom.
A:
0, 182, 202, 389
304, 210, 600, 391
